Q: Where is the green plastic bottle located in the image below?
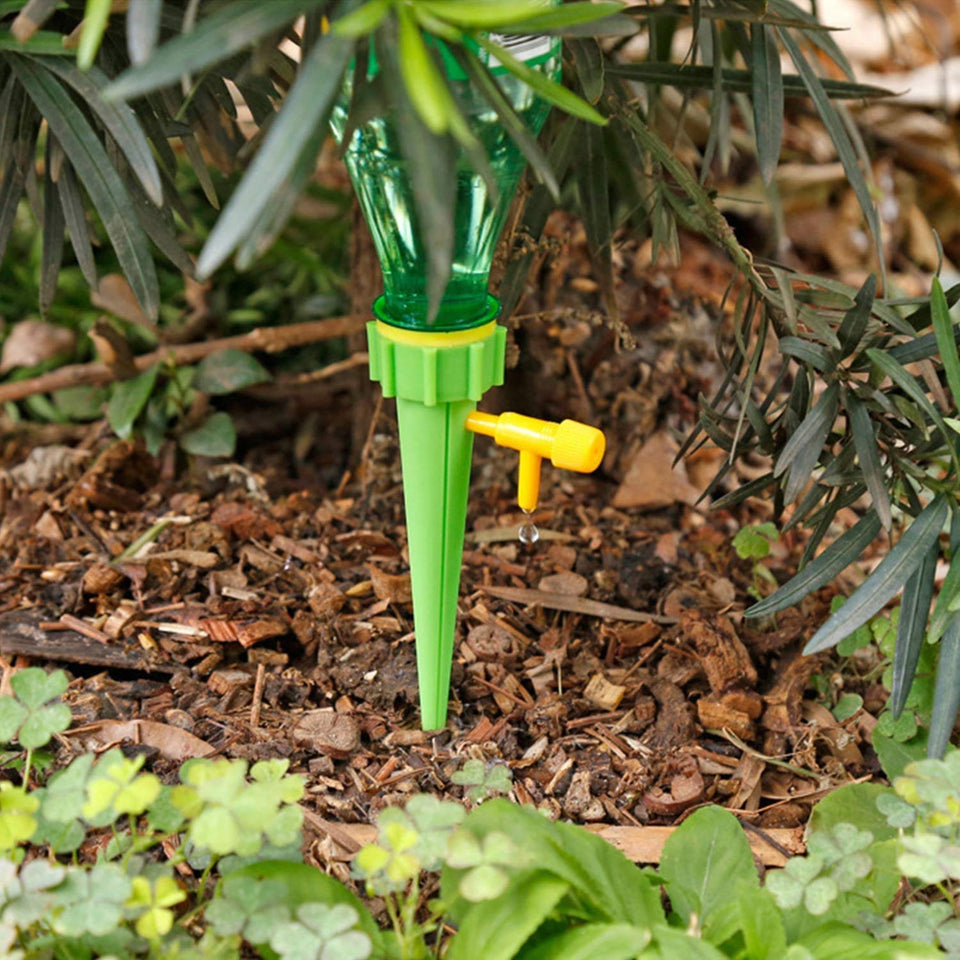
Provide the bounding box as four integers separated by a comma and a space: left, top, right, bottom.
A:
330, 32, 561, 329
332, 17, 564, 729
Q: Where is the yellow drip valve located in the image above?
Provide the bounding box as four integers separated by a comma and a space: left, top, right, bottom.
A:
465, 411, 606, 513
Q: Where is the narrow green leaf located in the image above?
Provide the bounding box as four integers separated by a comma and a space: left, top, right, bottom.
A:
456, 48, 558, 198
495, 1, 625, 33
837, 273, 876, 358
397, 6, 453, 135
804, 496, 949, 654
890, 541, 938, 719
768, 0, 857, 79
126, 0, 162, 66
11, 54, 159, 318
903, 281, 960, 332
179, 412, 236, 458
751, 24, 782, 184
36, 56, 163, 205
568, 37, 604, 104
105, 0, 326, 101
931, 275, 960, 412
0, 30, 66, 54
847, 393, 892, 531
928, 612, 960, 759
777, 27, 883, 273
57, 159, 97, 287
746, 510, 881, 618
867, 348, 960, 474
929, 510, 960, 644
774, 381, 838, 503
779, 336, 835, 373
332, 0, 391, 36
417, 0, 555, 28
475, 33, 607, 125
0, 155, 26, 264
582, 121, 614, 315
195, 29, 354, 279
377, 30, 455, 323
606, 62, 891, 100
39, 136, 64, 316
107, 365, 158, 439
890, 327, 960, 366
77, 0, 111, 71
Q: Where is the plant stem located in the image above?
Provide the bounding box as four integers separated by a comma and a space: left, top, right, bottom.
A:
21, 749, 32, 788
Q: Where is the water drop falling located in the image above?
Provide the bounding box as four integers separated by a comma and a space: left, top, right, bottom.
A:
518, 510, 540, 545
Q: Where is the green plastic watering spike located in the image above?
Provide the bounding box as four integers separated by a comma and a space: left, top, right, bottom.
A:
332, 21, 606, 729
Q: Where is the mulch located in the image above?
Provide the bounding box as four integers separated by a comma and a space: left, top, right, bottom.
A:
0, 226, 889, 870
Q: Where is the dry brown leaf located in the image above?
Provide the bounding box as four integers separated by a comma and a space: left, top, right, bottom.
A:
68, 718, 214, 761
612, 432, 700, 510
0, 320, 75, 374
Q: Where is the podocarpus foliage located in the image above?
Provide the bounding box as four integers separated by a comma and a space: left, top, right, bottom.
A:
1, 1, 959, 747
0, 665, 952, 958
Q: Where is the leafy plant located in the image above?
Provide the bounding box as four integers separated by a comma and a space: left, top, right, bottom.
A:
733, 522, 780, 601
105, 348, 271, 457
0, 670, 953, 957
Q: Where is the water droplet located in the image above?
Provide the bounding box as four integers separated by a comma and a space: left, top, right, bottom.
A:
518, 510, 540, 545
519, 523, 540, 545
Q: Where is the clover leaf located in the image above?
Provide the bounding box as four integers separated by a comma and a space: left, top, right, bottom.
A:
83, 752, 161, 824
898, 833, 960, 885
0, 669, 71, 750
733, 522, 778, 560
892, 901, 953, 944
205, 874, 290, 945
354, 810, 420, 894
446, 828, 519, 902
125, 874, 186, 940
0, 784, 39, 853
174, 758, 304, 859
450, 759, 513, 802
1, 858, 65, 926
52, 862, 131, 937
269, 903, 371, 960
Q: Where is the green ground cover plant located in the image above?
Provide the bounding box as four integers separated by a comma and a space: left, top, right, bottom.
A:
0, 666, 955, 958
2, 0, 959, 752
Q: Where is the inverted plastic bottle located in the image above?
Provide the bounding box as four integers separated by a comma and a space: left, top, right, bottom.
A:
331, 24, 561, 729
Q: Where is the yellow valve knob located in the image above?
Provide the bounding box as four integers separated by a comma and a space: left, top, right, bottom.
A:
465, 411, 605, 513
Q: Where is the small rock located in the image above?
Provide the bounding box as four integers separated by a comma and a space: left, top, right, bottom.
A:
292, 709, 360, 759
538, 570, 588, 596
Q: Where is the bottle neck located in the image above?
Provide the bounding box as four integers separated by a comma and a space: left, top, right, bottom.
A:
373, 293, 501, 333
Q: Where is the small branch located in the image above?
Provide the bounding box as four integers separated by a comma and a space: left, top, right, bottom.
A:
0, 314, 367, 404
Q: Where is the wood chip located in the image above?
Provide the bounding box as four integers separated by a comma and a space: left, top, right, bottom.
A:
368, 566, 412, 604
292, 709, 360, 759
583, 673, 627, 711
145, 549, 220, 569
308, 581, 346, 617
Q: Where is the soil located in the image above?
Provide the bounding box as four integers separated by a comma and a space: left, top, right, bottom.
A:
0, 220, 887, 873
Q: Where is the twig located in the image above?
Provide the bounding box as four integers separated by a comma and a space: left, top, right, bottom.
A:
0, 314, 367, 404
249, 662, 265, 728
